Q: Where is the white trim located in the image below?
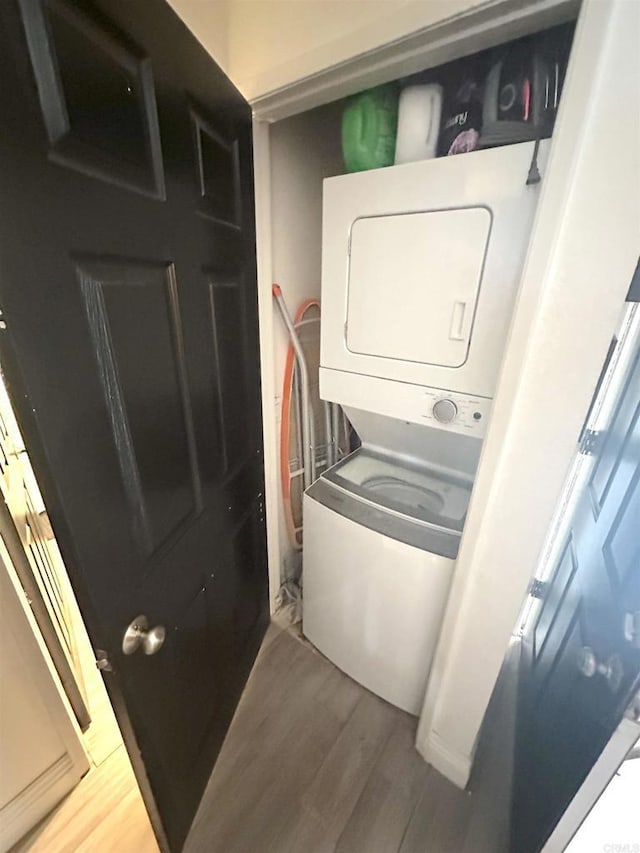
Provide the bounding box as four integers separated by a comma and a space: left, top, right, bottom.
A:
0, 754, 75, 845
252, 118, 280, 613
251, 0, 578, 121
417, 730, 472, 789
543, 713, 640, 852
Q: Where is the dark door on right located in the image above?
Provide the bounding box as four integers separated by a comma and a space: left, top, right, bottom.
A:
512, 307, 640, 852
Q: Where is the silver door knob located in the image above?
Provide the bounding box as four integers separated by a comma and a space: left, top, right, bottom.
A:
122, 615, 166, 656
577, 646, 623, 691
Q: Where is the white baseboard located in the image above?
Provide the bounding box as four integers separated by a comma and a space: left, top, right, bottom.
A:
417, 729, 472, 789
0, 753, 80, 851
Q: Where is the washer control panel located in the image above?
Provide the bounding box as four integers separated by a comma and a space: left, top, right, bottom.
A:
420, 388, 491, 437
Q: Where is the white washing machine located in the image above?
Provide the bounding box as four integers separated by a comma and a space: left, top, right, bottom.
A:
303, 441, 474, 714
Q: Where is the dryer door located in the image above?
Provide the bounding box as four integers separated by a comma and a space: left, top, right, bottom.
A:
346, 208, 491, 368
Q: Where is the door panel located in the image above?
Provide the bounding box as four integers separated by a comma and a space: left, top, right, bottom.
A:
605, 465, 639, 590
80, 257, 202, 555
22, 0, 165, 197
209, 273, 257, 474
531, 535, 579, 687
513, 325, 640, 852
0, 1, 268, 849
192, 107, 242, 227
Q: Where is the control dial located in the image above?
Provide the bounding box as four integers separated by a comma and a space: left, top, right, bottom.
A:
432, 398, 458, 424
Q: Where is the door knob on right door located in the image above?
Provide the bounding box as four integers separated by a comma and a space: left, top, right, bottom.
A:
577, 646, 623, 691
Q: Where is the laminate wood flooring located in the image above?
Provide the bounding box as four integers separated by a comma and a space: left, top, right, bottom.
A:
185, 625, 507, 853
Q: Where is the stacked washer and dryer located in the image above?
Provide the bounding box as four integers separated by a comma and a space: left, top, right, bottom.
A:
302, 140, 549, 715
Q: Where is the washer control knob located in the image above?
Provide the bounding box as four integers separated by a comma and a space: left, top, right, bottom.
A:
432, 398, 458, 424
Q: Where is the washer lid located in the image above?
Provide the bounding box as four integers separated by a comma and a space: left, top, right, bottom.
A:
324, 448, 472, 533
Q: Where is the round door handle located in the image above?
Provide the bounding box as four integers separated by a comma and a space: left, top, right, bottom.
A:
577, 646, 623, 691
122, 615, 166, 656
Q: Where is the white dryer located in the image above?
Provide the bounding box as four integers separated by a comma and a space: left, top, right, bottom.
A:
320, 140, 549, 425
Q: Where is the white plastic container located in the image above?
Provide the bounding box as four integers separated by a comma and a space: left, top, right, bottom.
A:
394, 83, 443, 164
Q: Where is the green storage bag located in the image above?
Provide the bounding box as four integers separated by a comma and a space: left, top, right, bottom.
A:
342, 85, 399, 173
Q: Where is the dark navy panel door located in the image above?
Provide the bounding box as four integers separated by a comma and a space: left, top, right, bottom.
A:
0, 1, 268, 849
513, 321, 640, 852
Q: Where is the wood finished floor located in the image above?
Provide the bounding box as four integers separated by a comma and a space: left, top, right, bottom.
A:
14, 622, 511, 852
185, 624, 504, 853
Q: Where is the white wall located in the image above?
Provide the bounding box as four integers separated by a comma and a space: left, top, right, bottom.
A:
229, 0, 483, 100
170, 0, 495, 101
417, 0, 640, 787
